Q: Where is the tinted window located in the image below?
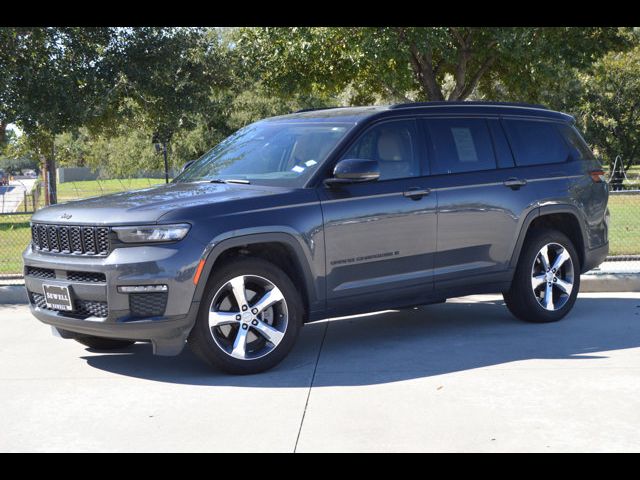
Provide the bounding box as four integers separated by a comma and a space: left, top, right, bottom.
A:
558, 124, 595, 161
503, 119, 569, 166
426, 118, 497, 174
342, 120, 420, 180
487, 120, 516, 169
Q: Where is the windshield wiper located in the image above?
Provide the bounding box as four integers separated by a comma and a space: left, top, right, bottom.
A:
209, 178, 251, 184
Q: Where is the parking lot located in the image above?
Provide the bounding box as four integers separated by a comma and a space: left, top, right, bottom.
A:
1, 292, 640, 452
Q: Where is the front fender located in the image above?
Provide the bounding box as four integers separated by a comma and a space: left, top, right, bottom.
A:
191, 229, 324, 316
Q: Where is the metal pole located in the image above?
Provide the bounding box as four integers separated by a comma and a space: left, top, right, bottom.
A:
163, 141, 169, 184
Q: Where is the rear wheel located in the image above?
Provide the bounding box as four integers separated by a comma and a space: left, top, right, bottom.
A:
188, 257, 303, 375
74, 335, 135, 350
503, 228, 580, 323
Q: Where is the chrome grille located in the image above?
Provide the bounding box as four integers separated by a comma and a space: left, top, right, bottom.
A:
31, 224, 110, 255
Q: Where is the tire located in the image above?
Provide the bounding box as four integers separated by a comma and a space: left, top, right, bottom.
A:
188, 257, 304, 375
503, 228, 580, 323
74, 335, 135, 350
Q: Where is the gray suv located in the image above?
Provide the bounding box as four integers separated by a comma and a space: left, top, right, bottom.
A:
23, 102, 609, 374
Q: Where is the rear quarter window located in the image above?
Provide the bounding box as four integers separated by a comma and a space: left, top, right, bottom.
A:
557, 124, 596, 161
502, 119, 570, 166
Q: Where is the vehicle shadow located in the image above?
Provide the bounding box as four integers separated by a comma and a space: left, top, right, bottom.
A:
81, 295, 640, 387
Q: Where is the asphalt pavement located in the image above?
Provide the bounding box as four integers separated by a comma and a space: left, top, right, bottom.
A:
1, 292, 639, 452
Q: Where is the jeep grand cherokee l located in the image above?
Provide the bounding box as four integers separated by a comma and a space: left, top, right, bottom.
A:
23, 102, 609, 374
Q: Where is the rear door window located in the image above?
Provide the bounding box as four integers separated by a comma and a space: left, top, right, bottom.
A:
502, 119, 570, 166
424, 118, 497, 175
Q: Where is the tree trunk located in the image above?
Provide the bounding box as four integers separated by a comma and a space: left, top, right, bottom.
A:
40, 139, 58, 205
0, 121, 7, 146
395, 27, 444, 101
48, 141, 57, 204
41, 154, 49, 206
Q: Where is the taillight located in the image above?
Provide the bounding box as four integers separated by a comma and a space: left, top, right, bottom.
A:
589, 169, 606, 183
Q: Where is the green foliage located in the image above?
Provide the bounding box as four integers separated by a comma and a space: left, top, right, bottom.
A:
0, 154, 38, 175
51, 80, 334, 177
573, 46, 640, 169
236, 27, 633, 103
1, 28, 116, 136
3, 26, 640, 192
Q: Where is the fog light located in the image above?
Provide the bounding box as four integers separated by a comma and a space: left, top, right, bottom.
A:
118, 285, 168, 293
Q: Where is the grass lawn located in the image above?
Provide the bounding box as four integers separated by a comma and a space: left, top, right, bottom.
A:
0, 214, 31, 275
607, 194, 640, 256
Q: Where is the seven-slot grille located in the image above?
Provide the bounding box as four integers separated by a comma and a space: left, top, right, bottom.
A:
31, 224, 110, 255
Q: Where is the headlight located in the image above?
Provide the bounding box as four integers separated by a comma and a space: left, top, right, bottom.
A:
113, 224, 191, 243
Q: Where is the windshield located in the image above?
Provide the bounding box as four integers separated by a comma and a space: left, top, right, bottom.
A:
174, 121, 353, 187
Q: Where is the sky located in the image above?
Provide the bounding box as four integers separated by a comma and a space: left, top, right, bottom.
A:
6, 123, 22, 137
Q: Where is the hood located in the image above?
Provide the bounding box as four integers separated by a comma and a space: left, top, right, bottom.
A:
31, 182, 291, 225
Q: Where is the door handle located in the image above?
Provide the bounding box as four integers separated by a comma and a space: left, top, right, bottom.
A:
403, 188, 431, 200
503, 178, 527, 190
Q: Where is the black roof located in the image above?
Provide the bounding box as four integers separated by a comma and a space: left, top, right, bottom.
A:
267, 101, 573, 124
390, 101, 549, 110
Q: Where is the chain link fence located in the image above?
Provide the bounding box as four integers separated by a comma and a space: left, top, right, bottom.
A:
608, 190, 640, 258
1, 176, 639, 278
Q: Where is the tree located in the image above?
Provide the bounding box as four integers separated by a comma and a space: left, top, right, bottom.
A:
1, 27, 117, 203
98, 27, 233, 180
1, 27, 235, 200
573, 46, 640, 189
236, 27, 632, 104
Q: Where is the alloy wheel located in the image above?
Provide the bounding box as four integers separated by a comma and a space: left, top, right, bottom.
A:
530, 242, 575, 311
208, 275, 288, 360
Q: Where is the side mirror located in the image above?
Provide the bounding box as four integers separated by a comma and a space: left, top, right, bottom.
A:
181, 160, 196, 174
324, 158, 380, 186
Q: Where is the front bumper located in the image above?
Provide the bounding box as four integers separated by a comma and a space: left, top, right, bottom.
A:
30, 301, 199, 355
582, 241, 609, 273
23, 236, 206, 355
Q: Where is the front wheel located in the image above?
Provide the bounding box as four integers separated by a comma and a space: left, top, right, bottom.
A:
188, 257, 303, 375
503, 228, 580, 323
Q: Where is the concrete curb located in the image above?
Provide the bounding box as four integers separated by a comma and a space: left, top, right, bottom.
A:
580, 274, 640, 293
0, 274, 637, 305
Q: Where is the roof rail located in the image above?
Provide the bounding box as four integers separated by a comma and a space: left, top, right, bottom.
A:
294, 106, 344, 114
389, 101, 549, 110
